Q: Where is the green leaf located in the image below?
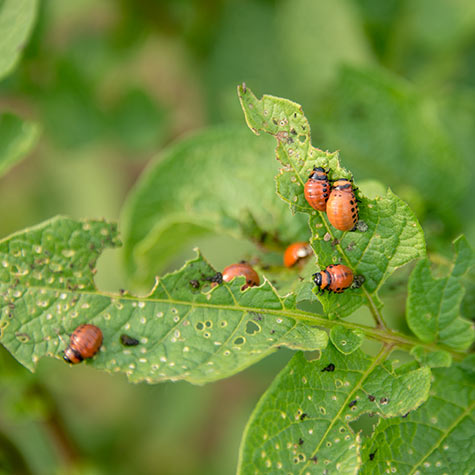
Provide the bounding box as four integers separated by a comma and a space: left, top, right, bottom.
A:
361, 360, 475, 474
237, 344, 430, 474
407, 236, 474, 350
330, 325, 363, 355
411, 345, 452, 369
0, 0, 38, 80
0, 216, 328, 384
238, 85, 426, 318
121, 125, 309, 286
0, 113, 39, 178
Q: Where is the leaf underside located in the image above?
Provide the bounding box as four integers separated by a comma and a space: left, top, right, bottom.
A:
0, 0, 37, 80
237, 344, 431, 474
238, 85, 426, 318
121, 126, 309, 287
0, 113, 39, 178
0, 216, 328, 384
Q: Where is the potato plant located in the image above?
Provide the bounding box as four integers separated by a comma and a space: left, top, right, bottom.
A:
0, 1, 474, 474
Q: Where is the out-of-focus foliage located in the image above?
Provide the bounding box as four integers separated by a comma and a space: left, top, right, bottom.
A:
1, 0, 474, 474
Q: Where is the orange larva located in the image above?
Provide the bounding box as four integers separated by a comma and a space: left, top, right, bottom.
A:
222, 263, 260, 290
304, 167, 330, 211
326, 179, 358, 231
313, 264, 354, 293
283, 242, 313, 268
63, 324, 103, 364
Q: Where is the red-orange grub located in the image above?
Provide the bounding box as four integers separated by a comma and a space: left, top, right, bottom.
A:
326, 179, 358, 231
283, 242, 313, 268
304, 167, 330, 212
313, 264, 354, 293
222, 263, 260, 290
63, 324, 103, 364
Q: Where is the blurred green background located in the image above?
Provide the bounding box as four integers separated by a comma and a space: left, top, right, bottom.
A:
1, 0, 474, 473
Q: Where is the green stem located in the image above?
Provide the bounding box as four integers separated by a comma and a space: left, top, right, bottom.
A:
107, 291, 467, 361
361, 287, 386, 329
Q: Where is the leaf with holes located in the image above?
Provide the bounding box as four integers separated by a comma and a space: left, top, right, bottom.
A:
361, 359, 475, 474
407, 236, 474, 351
0, 0, 38, 80
0, 113, 39, 178
0, 216, 328, 384
238, 85, 426, 319
237, 344, 430, 474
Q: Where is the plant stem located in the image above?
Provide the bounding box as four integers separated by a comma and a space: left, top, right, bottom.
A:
31, 382, 81, 466
110, 291, 467, 361
361, 287, 386, 329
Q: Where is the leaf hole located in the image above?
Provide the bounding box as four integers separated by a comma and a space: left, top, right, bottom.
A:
234, 336, 245, 345
245, 320, 261, 335
195, 322, 204, 331
298, 135, 306, 143
15, 332, 30, 343
205, 320, 212, 328
220, 320, 228, 327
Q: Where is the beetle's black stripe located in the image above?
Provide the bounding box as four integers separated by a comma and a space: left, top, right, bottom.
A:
72, 348, 83, 362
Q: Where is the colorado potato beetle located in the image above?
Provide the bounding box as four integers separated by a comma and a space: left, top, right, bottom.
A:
326, 179, 358, 231
313, 264, 354, 293
283, 242, 313, 268
222, 263, 260, 290
63, 324, 103, 364
304, 167, 330, 211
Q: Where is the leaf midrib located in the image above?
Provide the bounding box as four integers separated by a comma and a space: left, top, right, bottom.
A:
0, 282, 467, 360
299, 345, 393, 474
408, 399, 475, 475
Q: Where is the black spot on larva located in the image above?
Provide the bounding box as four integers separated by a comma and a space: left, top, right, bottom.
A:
321, 363, 335, 372
350, 200, 355, 205
300, 413, 308, 421
293, 112, 297, 118
351, 207, 355, 212
368, 395, 375, 402
369, 450, 377, 461
270, 329, 275, 334
310, 456, 318, 464
298, 438, 304, 445
380, 397, 389, 405
119, 288, 127, 295
323, 193, 328, 197
189, 279, 200, 289
291, 128, 297, 135
272, 118, 278, 125
120, 334, 140, 346
348, 400, 357, 408
402, 412, 410, 418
